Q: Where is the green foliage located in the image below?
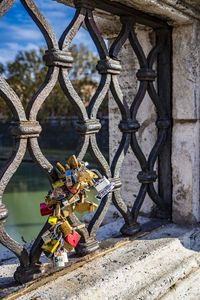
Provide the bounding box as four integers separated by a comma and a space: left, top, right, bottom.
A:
0, 45, 99, 121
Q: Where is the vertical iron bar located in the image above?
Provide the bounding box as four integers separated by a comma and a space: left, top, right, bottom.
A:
156, 28, 172, 218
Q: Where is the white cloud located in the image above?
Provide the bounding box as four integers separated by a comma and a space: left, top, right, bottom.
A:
0, 0, 99, 65
11, 25, 43, 40
0, 42, 42, 64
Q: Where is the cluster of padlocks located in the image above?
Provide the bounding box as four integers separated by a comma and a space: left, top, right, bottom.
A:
39, 155, 114, 267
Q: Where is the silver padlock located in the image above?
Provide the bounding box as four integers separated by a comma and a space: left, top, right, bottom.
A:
93, 176, 114, 200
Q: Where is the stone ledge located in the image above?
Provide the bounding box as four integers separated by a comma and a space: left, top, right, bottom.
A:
54, 0, 200, 25
161, 266, 200, 299
1, 220, 200, 300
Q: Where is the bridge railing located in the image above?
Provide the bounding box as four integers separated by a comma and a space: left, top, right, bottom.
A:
0, 0, 171, 283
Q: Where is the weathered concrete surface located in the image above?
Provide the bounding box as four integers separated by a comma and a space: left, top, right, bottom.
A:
1, 221, 200, 300
161, 267, 200, 300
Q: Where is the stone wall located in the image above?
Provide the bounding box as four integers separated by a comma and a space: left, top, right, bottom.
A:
172, 21, 200, 224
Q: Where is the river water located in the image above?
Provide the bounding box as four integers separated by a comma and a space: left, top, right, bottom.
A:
1, 161, 97, 251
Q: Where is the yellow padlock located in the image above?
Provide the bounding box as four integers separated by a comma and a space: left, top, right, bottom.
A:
48, 216, 57, 225
41, 239, 60, 253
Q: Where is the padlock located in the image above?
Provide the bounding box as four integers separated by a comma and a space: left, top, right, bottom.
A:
59, 220, 72, 236
68, 155, 78, 169
75, 201, 95, 213
53, 251, 65, 267
67, 193, 80, 204
48, 216, 57, 225
89, 202, 98, 212
62, 249, 69, 263
65, 170, 78, 194
63, 241, 74, 252
41, 230, 52, 244
61, 206, 70, 217
65, 170, 73, 187
56, 162, 66, 174
72, 224, 85, 230
41, 239, 60, 253
52, 180, 64, 189
94, 176, 114, 200
65, 231, 79, 247
40, 202, 54, 216
55, 203, 61, 218
45, 199, 57, 207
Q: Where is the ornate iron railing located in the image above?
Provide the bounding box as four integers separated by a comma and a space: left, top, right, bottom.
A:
0, 0, 171, 283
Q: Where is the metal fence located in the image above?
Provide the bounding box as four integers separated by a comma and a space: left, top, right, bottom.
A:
0, 0, 171, 283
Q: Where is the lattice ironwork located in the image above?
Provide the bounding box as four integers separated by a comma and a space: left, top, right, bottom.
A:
0, 0, 171, 283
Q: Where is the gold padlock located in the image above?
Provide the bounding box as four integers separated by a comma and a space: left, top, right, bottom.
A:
61, 206, 70, 218
68, 155, 78, 169
48, 216, 57, 225
45, 199, 57, 207
89, 202, 98, 212
75, 202, 90, 213
61, 204, 74, 217
59, 220, 72, 236
41, 239, 60, 253
55, 203, 61, 218
63, 241, 74, 253
56, 162, 65, 174
52, 180, 64, 189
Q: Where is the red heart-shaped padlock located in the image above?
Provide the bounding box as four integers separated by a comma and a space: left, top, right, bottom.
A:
65, 183, 78, 195
65, 232, 79, 247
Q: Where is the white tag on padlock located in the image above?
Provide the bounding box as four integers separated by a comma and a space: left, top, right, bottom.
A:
94, 176, 114, 200
62, 249, 68, 263
53, 252, 65, 267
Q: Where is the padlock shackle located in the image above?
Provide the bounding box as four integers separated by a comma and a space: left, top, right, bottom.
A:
77, 160, 86, 172
53, 222, 62, 237
90, 169, 103, 179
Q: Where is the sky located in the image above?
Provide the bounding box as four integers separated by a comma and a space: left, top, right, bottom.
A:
0, 0, 98, 65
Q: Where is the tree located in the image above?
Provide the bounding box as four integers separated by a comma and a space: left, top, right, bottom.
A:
0, 44, 99, 121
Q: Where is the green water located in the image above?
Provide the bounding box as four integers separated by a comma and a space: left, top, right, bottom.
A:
1, 161, 97, 251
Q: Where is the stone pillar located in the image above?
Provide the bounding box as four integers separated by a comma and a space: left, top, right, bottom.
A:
172, 21, 200, 224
